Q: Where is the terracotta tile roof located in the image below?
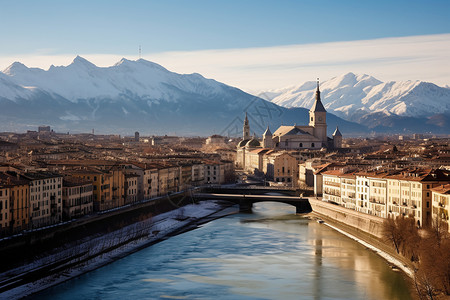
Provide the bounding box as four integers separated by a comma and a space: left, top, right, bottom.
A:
431, 184, 450, 194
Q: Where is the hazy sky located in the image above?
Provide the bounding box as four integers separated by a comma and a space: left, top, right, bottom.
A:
1, 0, 449, 91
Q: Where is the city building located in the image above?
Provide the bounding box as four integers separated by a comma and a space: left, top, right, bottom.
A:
62, 178, 94, 220
0, 185, 9, 235
320, 168, 450, 227
0, 172, 30, 234
263, 152, 299, 186
125, 173, 139, 204
22, 171, 63, 228
236, 79, 342, 177
431, 184, 450, 232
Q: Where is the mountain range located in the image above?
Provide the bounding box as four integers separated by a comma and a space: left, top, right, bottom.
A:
259, 73, 450, 134
0, 57, 366, 137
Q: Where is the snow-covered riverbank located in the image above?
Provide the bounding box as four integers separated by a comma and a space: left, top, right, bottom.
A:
0, 200, 237, 300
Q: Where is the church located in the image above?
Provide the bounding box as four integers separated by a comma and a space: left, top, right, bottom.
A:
236, 80, 342, 169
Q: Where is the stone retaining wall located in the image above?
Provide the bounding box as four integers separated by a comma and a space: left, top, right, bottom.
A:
309, 198, 385, 239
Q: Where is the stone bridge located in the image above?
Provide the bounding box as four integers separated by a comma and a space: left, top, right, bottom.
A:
194, 192, 312, 213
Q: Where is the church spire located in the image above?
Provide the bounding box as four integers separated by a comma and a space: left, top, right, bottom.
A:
243, 112, 250, 140
311, 78, 326, 112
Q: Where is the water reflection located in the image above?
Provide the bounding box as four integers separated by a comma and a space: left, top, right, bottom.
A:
33, 202, 412, 300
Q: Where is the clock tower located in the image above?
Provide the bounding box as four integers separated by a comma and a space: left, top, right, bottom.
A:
309, 79, 327, 144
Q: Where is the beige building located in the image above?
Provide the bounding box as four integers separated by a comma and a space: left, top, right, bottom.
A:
23, 172, 63, 228
125, 174, 139, 204
264, 152, 299, 187
142, 165, 158, 199
385, 169, 450, 227
62, 178, 93, 220
191, 163, 205, 186
320, 168, 450, 227
431, 184, 450, 232
340, 173, 357, 210
322, 170, 342, 204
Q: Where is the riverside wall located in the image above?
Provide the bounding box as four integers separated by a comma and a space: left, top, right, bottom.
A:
0, 192, 194, 272
308, 198, 384, 239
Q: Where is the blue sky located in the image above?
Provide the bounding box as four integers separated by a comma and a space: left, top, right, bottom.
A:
1, 0, 450, 90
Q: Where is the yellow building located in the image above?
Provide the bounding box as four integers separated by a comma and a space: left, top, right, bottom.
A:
69, 167, 125, 211
385, 169, 450, 227
263, 152, 299, 187
0, 185, 9, 236
9, 178, 30, 233
431, 184, 450, 232
0, 172, 30, 234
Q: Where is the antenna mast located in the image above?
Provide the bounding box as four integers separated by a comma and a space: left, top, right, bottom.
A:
139, 45, 141, 59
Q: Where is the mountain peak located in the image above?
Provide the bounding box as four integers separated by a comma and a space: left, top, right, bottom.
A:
114, 57, 132, 66
70, 56, 96, 68
265, 73, 450, 121
3, 61, 28, 75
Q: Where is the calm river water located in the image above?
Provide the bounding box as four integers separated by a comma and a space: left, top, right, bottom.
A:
32, 202, 413, 299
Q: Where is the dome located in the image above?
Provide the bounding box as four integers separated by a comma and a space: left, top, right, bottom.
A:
238, 139, 250, 148
246, 138, 261, 148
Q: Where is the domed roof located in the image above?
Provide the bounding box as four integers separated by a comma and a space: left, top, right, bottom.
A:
238, 139, 250, 148
246, 138, 261, 148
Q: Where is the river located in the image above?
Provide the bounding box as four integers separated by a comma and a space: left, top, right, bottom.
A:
31, 202, 413, 299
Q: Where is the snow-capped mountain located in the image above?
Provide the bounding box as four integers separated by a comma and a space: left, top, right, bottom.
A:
0, 57, 367, 136
260, 73, 450, 130
3, 56, 225, 102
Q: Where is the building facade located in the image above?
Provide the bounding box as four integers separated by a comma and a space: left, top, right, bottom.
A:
62, 178, 93, 220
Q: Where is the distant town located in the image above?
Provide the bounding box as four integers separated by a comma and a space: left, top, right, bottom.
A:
0, 84, 448, 237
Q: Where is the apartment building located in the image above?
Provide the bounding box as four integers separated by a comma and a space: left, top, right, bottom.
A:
22, 172, 63, 228
320, 168, 450, 227
69, 167, 125, 212
125, 174, 139, 204
263, 152, 299, 186
431, 184, 449, 232
62, 178, 93, 220
143, 166, 158, 199
0, 185, 9, 235
191, 163, 205, 186
0, 173, 30, 233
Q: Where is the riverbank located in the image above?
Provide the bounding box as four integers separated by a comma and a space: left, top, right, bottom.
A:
307, 200, 417, 280
0, 200, 238, 300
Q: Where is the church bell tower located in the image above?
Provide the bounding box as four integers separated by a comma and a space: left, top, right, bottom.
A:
243, 112, 250, 140
309, 79, 327, 144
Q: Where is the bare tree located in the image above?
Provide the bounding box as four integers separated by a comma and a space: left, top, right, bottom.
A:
382, 216, 404, 254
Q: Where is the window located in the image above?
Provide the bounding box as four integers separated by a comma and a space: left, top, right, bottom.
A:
311, 117, 313, 121
299, 143, 303, 148
311, 143, 315, 147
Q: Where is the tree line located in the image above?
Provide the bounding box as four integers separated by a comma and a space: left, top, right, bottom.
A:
383, 216, 450, 299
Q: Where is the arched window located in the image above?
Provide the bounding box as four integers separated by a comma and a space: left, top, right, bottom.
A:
312, 143, 315, 147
